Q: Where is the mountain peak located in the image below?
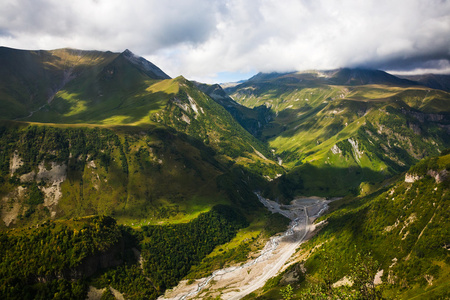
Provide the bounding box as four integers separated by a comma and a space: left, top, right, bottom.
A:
122, 49, 133, 55
326, 68, 418, 86
121, 49, 171, 80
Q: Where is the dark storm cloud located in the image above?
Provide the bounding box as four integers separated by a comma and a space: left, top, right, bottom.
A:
1, 0, 449, 82
360, 54, 450, 73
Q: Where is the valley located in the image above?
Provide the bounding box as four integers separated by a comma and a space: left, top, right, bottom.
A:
161, 195, 329, 300
0, 47, 449, 299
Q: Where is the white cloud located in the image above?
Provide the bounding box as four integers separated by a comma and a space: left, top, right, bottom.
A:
1, 0, 449, 82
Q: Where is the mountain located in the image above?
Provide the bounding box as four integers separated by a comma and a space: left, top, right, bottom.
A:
0, 47, 171, 121
399, 73, 450, 93
121, 49, 171, 80
226, 69, 450, 199
0, 47, 286, 298
1, 47, 449, 299
324, 68, 419, 86
194, 81, 273, 138
0, 47, 283, 228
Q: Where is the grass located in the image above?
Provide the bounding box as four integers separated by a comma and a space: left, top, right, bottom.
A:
228, 74, 450, 199
118, 195, 229, 227
17, 53, 176, 125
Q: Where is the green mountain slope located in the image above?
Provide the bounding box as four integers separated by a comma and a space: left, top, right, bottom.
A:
194, 82, 273, 138
253, 152, 450, 300
0, 47, 169, 121
227, 70, 450, 198
1, 47, 449, 299
0, 48, 283, 229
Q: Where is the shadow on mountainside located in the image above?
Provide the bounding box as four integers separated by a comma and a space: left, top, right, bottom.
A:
265, 163, 387, 203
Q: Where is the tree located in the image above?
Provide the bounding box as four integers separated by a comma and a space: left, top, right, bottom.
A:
349, 251, 382, 300
280, 284, 294, 300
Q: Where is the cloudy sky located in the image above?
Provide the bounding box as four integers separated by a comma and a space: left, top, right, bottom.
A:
1, 0, 449, 83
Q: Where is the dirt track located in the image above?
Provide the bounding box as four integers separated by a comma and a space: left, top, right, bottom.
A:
159, 194, 330, 300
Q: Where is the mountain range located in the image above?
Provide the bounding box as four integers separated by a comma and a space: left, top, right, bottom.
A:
0, 46, 449, 299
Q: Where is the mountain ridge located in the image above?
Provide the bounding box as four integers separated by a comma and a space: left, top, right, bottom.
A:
227, 68, 450, 92
1, 46, 449, 299
226, 69, 450, 199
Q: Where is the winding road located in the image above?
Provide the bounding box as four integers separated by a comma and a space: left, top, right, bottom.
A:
160, 194, 330, 300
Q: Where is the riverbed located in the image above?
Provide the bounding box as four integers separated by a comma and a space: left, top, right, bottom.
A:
159, 194, 330, 300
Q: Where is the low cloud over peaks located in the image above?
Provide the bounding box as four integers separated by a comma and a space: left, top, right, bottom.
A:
1, 0, 449, 82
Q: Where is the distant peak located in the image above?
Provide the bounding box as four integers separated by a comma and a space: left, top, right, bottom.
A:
122, 49, 137, 59
121, 49, 171, 80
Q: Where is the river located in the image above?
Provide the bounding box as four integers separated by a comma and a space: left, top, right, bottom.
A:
159, 194, 330, 300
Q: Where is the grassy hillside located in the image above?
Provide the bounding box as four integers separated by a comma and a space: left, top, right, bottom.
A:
195, 82, 273, 139
0, 47, 119, 120
0, 47, 169, 121
0, 48, 284, 229
227, 70, 450, 199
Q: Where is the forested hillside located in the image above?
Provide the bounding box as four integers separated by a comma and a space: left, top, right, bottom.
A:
251, 152, 450, 299
0, 206, 248, 299
0, 122, 281, 228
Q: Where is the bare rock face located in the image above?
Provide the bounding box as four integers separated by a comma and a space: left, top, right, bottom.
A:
405, 173, 421, 183
405, 169, 448, 183
2, 152, 69, 225
9, 150, 23, 175
427, 169, 448, 183
36, 162, 67, 217
1, 186, 25, 226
